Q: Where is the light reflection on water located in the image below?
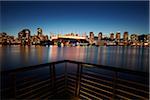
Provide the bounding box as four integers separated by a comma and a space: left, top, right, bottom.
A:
0, 46, 149, 72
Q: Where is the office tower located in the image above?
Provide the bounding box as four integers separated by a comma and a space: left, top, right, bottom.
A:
116, 32, 121, 40
110, 32, 114, 40
18, 29, 31, 45
98, 32, 102, 41
89, 32, 94, 44
37, 28, 42, 35
130, 34, 138, 42
123, 32, 128, 41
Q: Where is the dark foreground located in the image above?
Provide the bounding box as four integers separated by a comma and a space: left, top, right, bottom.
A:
1, 60, 149, 99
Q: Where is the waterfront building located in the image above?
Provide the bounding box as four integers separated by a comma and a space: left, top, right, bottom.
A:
97, 32, 102, 46
130, 34, 139, 46
123, 32, 128, 41
98, 32, 102, 41
110, 32, 114, 41
45, 35, 49, 40
0, 32, 7, 45
130, 34, 138, 42
138, 34, 148, 42
123, 32, 129, 45
50, 33, 88, 46
37, 28, 43, 35
147, 34, 150, 42
116, 32, 121, 41
18, 29, 31, 45
0, 32, 15, 45
89, 32, 95, 44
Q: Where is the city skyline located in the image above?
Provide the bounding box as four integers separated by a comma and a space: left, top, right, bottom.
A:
1, 1, 149, 37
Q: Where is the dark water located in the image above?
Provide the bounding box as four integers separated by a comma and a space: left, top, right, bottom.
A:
0, 46, 149, 72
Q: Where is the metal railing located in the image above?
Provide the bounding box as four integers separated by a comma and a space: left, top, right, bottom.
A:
1, 60, 149, 99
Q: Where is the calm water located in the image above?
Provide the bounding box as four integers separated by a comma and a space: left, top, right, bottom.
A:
0, 46, 149, 72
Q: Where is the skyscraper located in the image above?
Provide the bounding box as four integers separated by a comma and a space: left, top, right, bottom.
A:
89, 32, 94, 44
130, 34, 138, 42
110, 32, 114, 40
18, 29, 31, 45
116, 32, 121, 40
37, 28, 42, 35
123, 32, 128, 41
98, 32, 102, 41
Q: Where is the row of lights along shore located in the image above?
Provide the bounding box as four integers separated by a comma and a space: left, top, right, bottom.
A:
0, 28, 149, 46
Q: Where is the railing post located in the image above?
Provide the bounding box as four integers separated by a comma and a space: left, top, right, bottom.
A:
49, 64, 56, 97
65, 62, 67, 92
112, 71, 118, 99
75, 64, 83, 97
11, 73, 17, 98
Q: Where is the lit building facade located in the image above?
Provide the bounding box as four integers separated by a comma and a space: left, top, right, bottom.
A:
110, 33, 114, 41
89, 32, 95, 44
123, 32, 128, 41
98, 32, 102, 41
18, 29, 31, 45
116, 32, 121, 40
130, 34, 138, 43
37, 28, 42, 35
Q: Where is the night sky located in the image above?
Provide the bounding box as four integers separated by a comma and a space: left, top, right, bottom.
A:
1, 1, 149, 37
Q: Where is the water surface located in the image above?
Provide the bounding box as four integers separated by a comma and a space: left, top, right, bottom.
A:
0, 46, 149, 72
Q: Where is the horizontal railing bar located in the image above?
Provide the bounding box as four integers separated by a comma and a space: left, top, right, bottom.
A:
2, 60, 148, 77
56, 78, 65, 83
17, 76, 50, 88
56, 74, 65, 79
81, 82, 113, 95
17, 79, 51, 92
18, 84, 49, 97
82, 73, 113, 85
81, 86, 110, 99
81, 78, 113, 89
117, 83, 148, 94
82, 69, 114, 78
17, 83, 50, 98
56, 86, 65, 92
65, 60, 148, 76
68, 74, 76, 79
80, 90, 101, 100
80, 94, 91, 100
68, 85, 75, 91
116, 94, 130, 100
39, 91, 53, 99
116, 89, 147, 99
67, 88, 75, 94
27, 86, 52, 99
68, 77, 76, 83
68, 73, 76, 77
1, 60, 66, 74
117, 78, 148, 88
67, 81, 76, 88
55, 81, 65, 87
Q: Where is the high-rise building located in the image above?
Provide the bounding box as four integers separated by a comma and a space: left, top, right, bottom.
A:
110, 32, 114, 40
18, 29, 31, 45
130, 34, 138, 42
37, 28, 42, 35
116, 32, 121, 40
45, 35, 48, 40
89, 32, 94, 44
138, 34, 148, 42
98, 32, 102, 41
123, 32, 128, 41
18, 29, 30, 39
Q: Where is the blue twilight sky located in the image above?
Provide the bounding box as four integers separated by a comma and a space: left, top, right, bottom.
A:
1, 1, 149, 37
